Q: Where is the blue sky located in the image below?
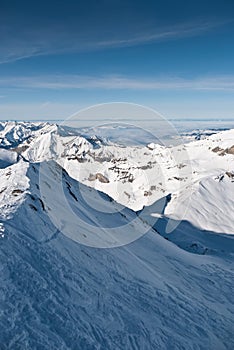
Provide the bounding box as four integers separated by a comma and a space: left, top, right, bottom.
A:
0, 0, 234, 120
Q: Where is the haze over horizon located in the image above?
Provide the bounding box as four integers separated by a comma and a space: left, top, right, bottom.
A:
0, 0, 234, 121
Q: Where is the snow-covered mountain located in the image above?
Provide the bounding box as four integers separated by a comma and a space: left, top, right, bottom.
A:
1, 121, 233, 233
177, 128, 230, 141
0, 122, 234, 349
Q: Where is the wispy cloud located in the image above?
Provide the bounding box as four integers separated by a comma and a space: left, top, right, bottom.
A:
0, 19, 228, 64
1, 74, 234, 91
92, 20, 227, 49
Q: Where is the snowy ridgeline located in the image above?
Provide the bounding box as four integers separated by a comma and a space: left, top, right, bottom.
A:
0, 121, 234, 349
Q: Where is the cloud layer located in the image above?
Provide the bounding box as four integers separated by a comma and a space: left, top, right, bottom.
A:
1, 74, 234, 91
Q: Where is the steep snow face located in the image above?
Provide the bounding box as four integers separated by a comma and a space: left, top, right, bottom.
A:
165, 173, 234, 234
163, 129, 234, 234
0, 157, 234, 349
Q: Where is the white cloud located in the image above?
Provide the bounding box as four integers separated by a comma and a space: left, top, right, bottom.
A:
92, 20, 225, 49
1, 74, 234, 91
0, 19, 227, 64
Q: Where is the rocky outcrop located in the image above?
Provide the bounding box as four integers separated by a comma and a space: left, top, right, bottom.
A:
88, 173, 109, 183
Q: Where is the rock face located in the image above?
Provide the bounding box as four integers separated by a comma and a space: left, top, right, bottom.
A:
212, 146, 223, 153
226, 145, 234, 154
226, 171, 234, 179
88, 173, 109, 183
212, 145, 234, 155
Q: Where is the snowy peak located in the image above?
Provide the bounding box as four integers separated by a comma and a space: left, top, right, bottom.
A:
0, 121, 51, 149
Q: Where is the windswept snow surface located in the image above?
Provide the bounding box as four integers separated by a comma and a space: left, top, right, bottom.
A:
0, 122, 234, 349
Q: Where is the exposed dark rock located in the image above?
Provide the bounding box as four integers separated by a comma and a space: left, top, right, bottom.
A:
12, 189, 24, 196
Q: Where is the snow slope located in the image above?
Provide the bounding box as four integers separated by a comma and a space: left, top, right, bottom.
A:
0, 156, 234, 349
